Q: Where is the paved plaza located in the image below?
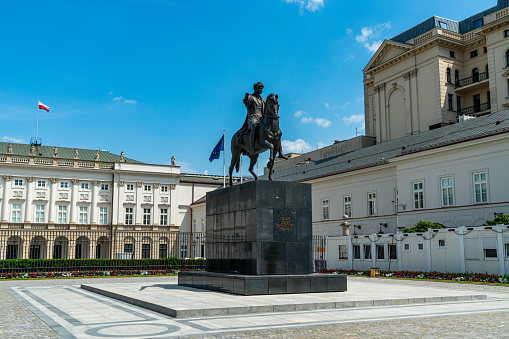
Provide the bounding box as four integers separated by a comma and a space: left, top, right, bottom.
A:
1, 276, 509, 338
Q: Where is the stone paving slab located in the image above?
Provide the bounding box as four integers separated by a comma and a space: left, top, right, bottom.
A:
81, 279, 487, 318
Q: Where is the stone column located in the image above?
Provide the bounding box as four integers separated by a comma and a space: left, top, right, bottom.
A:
379, 83, 387, 142
135, 182, 143, 225
153, 183, 160, 226
91, 181, 99, 224
403, 72, 412, 135
458, 226, 466, 273
70, 179, 79, 224
396, 233, 403, 271
169, 184, 177, 226
497, 227, 505, 275
348, 236, 354, 270
410, 70, 419, 133
1, 176, 12, 222
24, 177, 35, 223
112, 179, 122, 226
374, 86, 382, 143
371, 237, 376, 268
48, 178, 57, 224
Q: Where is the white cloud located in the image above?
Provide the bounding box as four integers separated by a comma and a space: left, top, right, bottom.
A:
354, 22, 391, 53
281, 139, 312, 153
204, 170, 209, 175
113, 96, 137, 104
323, 102, 330, 109
2, 136, 24, 143
113, 96, 123, 101
340, 102, 350, 110
346, 28, 353, 35
284, 0, 324, 13
342, 114, 364, 125
314, 118, 332, 128
345, 54, 355, 61
301, 117, 314, 124
294, 110, 305, 118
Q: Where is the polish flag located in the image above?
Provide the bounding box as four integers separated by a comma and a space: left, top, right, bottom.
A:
38, 101, 50, 112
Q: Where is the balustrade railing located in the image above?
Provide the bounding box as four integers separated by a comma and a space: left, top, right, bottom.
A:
0, 153, 115, 169
455, 72, 488, 87
458, 102, 491, 115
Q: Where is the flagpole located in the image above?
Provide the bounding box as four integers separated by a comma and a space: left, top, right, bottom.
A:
36, 99, 39, 141
222, 130, 225, 188
240, 155, 243, 184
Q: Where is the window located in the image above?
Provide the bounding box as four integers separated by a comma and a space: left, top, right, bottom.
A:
143, 208, 151, 225
180, 245, 188, 258
506, 49, 509, 67
367, 192, 376, 216
125, 207, 134, 225
124, 243, 133, 254
201, 218, 205, 232
449, 50, 455, 58
80, 182, 89, 190
456, 96, 462, 112
14, 179, 23, 187
446, 68, 451, 83
144, 185, 152, 192
99, 207, 108, 225
142, 244, 151, 259
441, 177, 454, 206
159, 244, 168, 259
465, 238, 480, 260
448, 94, 453, 110
58, 206, 68, 224
413, 182, 424, 209
483, 237, 497, 259
472, 68, 479, 83
388, 244, 397, 260
394, 188, 399, 205
438, 21, 448, 29
376, 244, 385, 260
100, 183, 109, 191
404, 243, 410, 251
126, 183, 134, 191
160, 208, 168, 225
60, 181, 69, 189
364, 244, 371, 260
454, 70, 460, 85
505, 30, 509, 38
417, 243, 424, 251
353, 245, 361, 259
192, 218, 196, 231
35, 205, 45, 223
322, 198, 329, 220
343, 195, 352, 218
438, 239, 446, 248
78, 206, 88, 224
161, 185, 168, 193
338, 245, 348, 259
473, 171, 488, 203
484, 46, 487, 54
506, 244, 509, 259
473, 18, 483, 29
37, 180, 46, 188
470, 50, 478, 58
11, 204, 22, 222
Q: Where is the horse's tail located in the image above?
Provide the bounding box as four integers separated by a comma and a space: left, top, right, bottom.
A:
235, 156, 240, 172
231, 131, 241, 173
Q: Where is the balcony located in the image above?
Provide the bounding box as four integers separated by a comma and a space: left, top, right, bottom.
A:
458, 102, 491, 117
454, 72, 489, 94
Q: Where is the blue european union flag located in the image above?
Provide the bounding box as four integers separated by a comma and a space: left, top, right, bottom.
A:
209, 135, 224, 162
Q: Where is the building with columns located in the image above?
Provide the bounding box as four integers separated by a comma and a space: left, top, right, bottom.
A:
0, 142, 232, 260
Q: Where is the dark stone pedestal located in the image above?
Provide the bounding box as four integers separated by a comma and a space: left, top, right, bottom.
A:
179, 271, 347, 296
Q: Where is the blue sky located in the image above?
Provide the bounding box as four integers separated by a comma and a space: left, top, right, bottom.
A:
0, 0, 495, 176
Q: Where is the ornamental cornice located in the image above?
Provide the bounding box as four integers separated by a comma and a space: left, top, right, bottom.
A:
50, 178, 58, 184
71, 179, 79, 185
153, 183, 160, 189
92, 180, 100, 186
118, 181, 125, 187
136, 182, 143, 188
3, 176, 12, 182
170, 184, 176, 190
26, 177, 35, 182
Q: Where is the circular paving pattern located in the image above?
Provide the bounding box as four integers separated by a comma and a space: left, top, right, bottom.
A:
85, 323, 180, 337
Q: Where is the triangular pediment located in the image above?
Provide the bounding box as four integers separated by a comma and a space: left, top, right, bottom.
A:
364, 40, 412, 73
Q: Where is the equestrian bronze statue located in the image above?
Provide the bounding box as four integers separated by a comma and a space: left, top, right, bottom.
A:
229, 82, 287, 186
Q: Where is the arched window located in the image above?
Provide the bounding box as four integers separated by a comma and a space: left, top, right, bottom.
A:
472, 68, 479, 83
446, 68, 451, 83
454, 70, 460, 85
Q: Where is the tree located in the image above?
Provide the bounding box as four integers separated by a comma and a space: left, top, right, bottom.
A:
402, 221, 445, 233
483, 213, 509, 226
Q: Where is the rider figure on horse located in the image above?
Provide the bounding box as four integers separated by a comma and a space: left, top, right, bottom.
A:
239, 82, 265, 154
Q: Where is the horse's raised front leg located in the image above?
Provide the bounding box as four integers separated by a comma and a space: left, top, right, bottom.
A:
248, 156, 258, 180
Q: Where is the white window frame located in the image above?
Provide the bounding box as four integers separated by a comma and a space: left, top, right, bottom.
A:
80, 182, 90, 191
367, 192, 376, 216
472, 171, 488, 204
57, 205, 68, 224
412, 181, 424, 209
417, 242, 425, 251
160, 208, 168, 226
363, 244, 371, 260
201, 217, 205, 232
343, 195, 352, 218
353, 245, 361, 260
143, 185, 152, 193
143, 208, 151, 225
11, 203, 22, 223
99, 207, 108, 225
126, 183, 134, 192
125, 207, 134, 225
322, 198, 330, 220
482, 237, 498, 260
338, 245, 348, 259
36, 180, 47, 189
35, 204, 45, 223
100, 183, 109, 191
440, 176, 454, 207
78, 206, 89, 224
13, 179, 24, 187
160, 185, 169, 193
438, 239, 446, 249
403, 243, 411, 251
59, 181, 70, 190
376, 244, 385, 261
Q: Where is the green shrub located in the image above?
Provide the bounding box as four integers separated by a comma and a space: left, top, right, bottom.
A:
402, 221, 445, 233
483, 213, 509, 226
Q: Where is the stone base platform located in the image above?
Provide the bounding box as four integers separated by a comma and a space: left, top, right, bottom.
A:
178, 271, 347, 295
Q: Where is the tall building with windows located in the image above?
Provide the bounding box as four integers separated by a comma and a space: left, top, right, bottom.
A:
268, 2, 509, 236
0, 142, 233, 259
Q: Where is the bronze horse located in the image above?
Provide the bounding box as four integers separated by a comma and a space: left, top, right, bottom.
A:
229, 93, 286, 186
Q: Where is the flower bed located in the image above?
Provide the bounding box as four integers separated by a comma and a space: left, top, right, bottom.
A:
320, 268, 509, 284
0, 267, 199, 279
